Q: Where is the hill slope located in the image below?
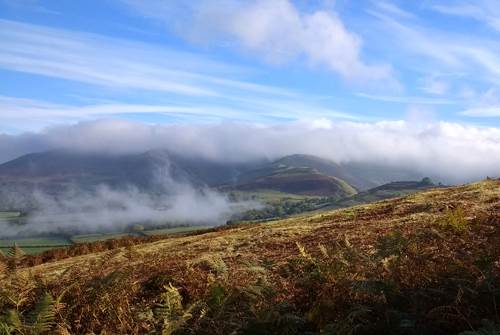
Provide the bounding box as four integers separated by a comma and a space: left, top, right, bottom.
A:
236, 154, 375, 191
0, 150, 257, 189
228, 155, 359, 198
232, 166, 357, 198
0, 150, 262, 210
1, 179, 499, 334
330, 178, 440, 209
0, 150, 190, 191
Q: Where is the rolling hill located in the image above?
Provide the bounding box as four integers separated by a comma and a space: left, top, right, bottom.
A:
230, 166, 357, 198
235, 154, 375, 191
1, 179, 498, 334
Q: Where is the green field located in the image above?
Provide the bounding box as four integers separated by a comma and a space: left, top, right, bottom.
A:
0, 211, 21, 219
0, 237, 72, 255
0, 212, 21, 219
0, 225, 216, 254
70, 233, 132, 244
229, 190, 318, 203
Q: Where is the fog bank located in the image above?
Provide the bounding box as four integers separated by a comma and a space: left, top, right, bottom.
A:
1, 119, 499, 184
0, 167, 259, 238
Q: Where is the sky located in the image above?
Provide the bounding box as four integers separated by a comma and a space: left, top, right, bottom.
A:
1, 0, 500, 133
0, 0, 500, 183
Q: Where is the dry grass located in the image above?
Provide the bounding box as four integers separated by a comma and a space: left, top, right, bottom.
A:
1, 179, 499, 334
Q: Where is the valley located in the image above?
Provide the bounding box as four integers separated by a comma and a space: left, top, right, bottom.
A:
0, 151, 437, 255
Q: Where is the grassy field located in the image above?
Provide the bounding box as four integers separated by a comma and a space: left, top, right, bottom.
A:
0, 226, 215, 255
0, 237, 71, 255
141, 225, 212, 236
0, 211, 20, 219
70, 232, 132, 244
229, 189, 319, 203
0, 179, 498, 334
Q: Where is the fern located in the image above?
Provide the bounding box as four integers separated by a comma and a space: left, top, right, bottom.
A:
375, 231, 408, 259
0, 310, 21, 335
154, 283, 196, 335
7, 243, 25, 260
0, 258, 6, 278
27, 292, 56, 334
2, 272, 36, 310
6, 243, 25, 273
0, 292, 56, 335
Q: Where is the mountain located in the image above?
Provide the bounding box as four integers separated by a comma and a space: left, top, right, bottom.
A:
0, 150, 267, 210
0, 150, 187, 193
0, 150, 431, 209
4, 179, 499, 334
0, 150, 260, 190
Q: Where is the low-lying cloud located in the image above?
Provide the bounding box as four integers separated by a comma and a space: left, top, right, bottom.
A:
1, 119, 499, 184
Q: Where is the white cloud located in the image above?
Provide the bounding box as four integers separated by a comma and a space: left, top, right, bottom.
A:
121, 0, 394, 83
1, 119, 499, 183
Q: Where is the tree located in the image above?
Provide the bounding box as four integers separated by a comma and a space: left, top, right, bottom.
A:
420, 177, 434, 186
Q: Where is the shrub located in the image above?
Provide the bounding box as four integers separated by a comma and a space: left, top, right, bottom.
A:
439, 207, 468, 232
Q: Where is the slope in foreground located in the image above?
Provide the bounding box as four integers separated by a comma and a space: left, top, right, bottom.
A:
0, 179, 499, 334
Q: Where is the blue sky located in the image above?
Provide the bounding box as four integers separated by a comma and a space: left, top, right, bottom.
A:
2, 0, 500, 133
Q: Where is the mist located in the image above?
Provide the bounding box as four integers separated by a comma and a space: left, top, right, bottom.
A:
0, 165, 259, 238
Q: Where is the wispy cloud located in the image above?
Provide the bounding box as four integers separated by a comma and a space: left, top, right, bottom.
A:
461, 106, 500, 117
372, 1, 415, 19
0, 19, 361, 126
367, 3, 500, 117
0, 95, 355, 132
0, 0, 59, 15
431, 1, 500, 32
460, 88, 500, 117
356, 93, 458, 105
371, 10, 500, 77
0, 19, 293, 97
418, 75, 451, 96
